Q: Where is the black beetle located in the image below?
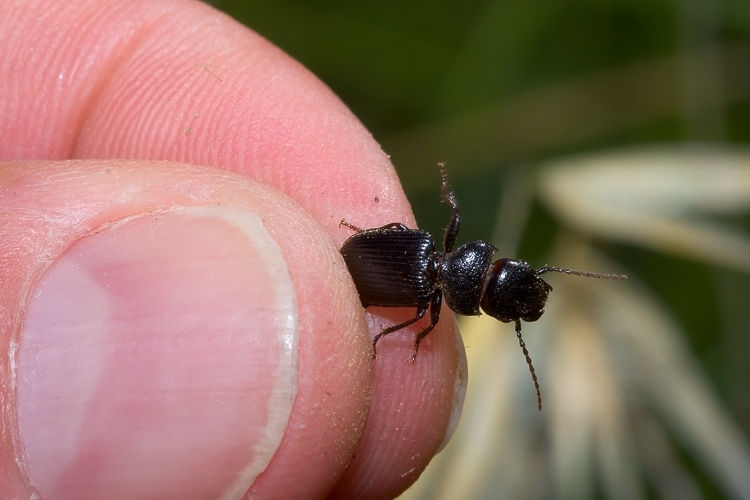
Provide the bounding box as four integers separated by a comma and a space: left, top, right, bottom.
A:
340, 163, 626, 410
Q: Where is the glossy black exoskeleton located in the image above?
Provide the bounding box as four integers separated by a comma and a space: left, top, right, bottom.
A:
340, 163, 626, 410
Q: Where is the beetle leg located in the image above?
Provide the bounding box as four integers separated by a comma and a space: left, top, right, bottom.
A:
409, 291, 443, 362
371, 304, 429, 359
378, 222, 410, 230
339, 219, 363, 232
438, 162, 461, 253
340, 220, 411, 233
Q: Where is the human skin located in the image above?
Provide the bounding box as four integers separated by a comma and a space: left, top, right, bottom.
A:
0, 1, 465, 499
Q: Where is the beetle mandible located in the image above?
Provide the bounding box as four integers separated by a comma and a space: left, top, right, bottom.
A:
340, 163, 626, 410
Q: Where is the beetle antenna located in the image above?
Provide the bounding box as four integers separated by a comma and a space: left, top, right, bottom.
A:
515, 320, 542, 411
537, 265, 627, 280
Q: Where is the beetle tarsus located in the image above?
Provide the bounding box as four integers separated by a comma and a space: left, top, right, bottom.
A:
438, 163, 462, 253
410, 322, 438, 363
370, 305, 429, 360
339, 219, 363, 232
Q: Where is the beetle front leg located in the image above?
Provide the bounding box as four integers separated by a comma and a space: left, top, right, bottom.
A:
371, 305, 428, 359
409, 291, 443, 363
438, 162, 461, 254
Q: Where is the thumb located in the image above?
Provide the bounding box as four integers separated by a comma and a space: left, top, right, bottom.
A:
1, 160, 370, 499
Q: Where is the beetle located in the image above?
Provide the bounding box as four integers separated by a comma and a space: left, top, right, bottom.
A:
340, 163, 626, 410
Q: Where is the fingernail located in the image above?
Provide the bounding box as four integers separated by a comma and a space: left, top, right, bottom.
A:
17, 206, 298, 500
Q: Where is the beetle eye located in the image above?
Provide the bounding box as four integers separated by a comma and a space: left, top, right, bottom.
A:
480, 258, 552, 323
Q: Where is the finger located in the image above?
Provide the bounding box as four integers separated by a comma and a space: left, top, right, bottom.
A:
2, 0, 405, 237
328, 308, 468, 499
1, 1, 467, 497
0, 160, 370, 499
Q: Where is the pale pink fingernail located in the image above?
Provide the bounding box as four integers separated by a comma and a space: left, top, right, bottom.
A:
17, 207, 298, 500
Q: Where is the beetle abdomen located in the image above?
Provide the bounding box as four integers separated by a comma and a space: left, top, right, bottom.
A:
341, 228, 435, 308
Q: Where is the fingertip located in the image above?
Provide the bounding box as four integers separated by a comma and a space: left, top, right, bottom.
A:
329, 307, 466, 499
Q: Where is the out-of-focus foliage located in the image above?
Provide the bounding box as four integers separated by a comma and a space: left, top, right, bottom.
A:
403, 147, 750, 500
207, 1, 750, 498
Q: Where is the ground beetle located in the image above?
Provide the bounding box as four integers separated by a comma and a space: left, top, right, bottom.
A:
340, 163, 626, 410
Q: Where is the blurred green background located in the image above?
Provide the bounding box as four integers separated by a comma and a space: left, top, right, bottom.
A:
207, 1, 750, 498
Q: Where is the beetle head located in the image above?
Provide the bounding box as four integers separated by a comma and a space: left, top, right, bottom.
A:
480, 258, 552, 324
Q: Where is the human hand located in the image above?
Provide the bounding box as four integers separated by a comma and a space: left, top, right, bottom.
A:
0, 1, 466, 499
